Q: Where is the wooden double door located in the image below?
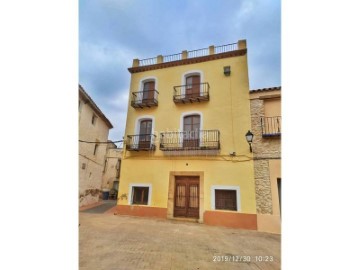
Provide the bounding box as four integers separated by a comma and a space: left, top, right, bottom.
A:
174, 176, 200, 218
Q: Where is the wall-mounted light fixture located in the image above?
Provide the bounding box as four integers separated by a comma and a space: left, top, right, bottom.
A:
224, 66, 231, 76
245, 130, 254, 152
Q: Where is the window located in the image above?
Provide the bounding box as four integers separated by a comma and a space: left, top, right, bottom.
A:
132, 187, 149, 205
103, 159, 107, 173
211, 185, 240, 211
93, 144, 98, 155
91, 114, 97, 125
116, 159, 121, 178
215, 190, 237, 211
112, 181, 119, 191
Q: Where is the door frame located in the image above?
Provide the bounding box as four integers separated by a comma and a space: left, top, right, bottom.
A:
167, 171, 204, 222
174, 176, 200, 218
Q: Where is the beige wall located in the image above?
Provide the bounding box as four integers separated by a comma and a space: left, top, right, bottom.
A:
264, 98, 281, 117
79, 97, 110, 207
101, 148, 122, 190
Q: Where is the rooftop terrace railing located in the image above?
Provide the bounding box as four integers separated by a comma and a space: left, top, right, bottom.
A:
214, 43, 237, 54
163, 53, 182, 63
138, 57, 158, 67
133, 40, 246, 67
187, 47, 209, 58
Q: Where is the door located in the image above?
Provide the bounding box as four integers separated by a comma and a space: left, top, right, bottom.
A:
139, 119, 152, 149
174, 176, 199, 218
183, 115, 200, 148
185, 75, 200, 98
143, 81, 155, 102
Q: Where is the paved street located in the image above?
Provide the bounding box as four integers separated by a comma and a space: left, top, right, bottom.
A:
79, 208, 280, 270
80, 200, 117, 214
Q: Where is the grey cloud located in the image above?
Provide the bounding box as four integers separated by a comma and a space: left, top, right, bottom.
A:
80, 0, 281, 141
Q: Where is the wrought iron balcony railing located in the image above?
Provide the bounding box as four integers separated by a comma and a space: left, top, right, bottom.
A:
173, 82, 210, 104
131, 90, 159, 108
261, 116, 281, 137
137, 42, 239, 67
126, 134, 156, 151
160, 130, 220, 151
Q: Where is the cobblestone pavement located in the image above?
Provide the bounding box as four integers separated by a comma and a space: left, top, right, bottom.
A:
79, 212, 281, 270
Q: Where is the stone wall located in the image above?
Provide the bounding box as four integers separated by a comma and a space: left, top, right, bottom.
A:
250, 98, 281, 214
254, 159, 272, 214
251, 99, 281, 159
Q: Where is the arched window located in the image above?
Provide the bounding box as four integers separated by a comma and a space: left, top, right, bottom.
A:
132, 115, 155, 150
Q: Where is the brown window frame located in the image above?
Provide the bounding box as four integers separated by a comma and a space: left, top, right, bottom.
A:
132, 187, 149, 205
215, 189, 237, 211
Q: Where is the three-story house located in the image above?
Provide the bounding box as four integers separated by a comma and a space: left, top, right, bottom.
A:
116, 40, 258, 230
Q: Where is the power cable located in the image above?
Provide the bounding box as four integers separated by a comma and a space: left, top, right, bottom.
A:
79, 140, 124, 144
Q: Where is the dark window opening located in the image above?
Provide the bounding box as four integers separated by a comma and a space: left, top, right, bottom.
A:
132, 187, 149, 205
215, 190, 237, 211
103, 159, 107, 173
277, 178, 281, 217
91, 114, 97, 125
93, 144, 98, 155
116, 159, 121, 178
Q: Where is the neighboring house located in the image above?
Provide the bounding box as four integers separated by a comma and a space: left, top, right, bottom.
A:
250, 87, 281, 234
79, 85, 113, 207
116, 40, 258, 230
101, 141, 122, 199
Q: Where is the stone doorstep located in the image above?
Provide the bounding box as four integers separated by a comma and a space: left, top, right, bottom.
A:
169, 217, 200, 223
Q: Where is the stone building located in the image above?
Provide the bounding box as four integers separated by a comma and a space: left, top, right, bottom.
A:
250, 86, 281, 234
101, 142, 123, 199
79, 85, 113, 207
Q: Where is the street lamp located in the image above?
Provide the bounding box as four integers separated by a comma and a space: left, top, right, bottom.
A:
245, 130, 254, 152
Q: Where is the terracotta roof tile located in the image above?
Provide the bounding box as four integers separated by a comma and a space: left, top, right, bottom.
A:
250, 86, 281, 93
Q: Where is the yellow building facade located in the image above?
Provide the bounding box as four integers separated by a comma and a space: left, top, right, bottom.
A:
116, 40, 258, 229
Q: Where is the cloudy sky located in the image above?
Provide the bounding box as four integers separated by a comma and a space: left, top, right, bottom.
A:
79, 0, 281, 142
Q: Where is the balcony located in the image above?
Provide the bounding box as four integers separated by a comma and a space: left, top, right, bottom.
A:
261, 116, 281, 137
173, 82, 210, 104
131, 90, 159, 109
160, 130, 220, 151
126, 134, 156, 151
